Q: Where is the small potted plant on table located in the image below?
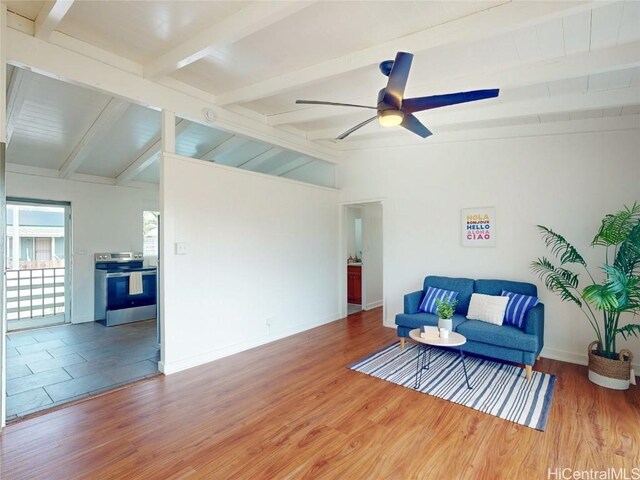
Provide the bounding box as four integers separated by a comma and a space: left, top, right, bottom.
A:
436, 297, 457, 333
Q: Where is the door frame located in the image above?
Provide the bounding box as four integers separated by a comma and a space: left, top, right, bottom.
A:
340, 199, 385, 321
6, 198, 72, 330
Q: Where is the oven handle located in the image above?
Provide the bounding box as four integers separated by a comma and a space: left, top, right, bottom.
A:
105, 272, 156, 278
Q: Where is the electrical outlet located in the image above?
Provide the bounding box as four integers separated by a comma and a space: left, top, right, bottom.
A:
175, 242, 188, 255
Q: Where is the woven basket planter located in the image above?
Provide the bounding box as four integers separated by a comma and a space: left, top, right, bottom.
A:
587, 341, 633, 390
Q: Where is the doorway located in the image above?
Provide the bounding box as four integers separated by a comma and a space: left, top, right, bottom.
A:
343, 202, 383, 317
5, 199, 71, 331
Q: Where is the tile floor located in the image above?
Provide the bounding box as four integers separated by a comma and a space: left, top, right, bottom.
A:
6, 319, 159, 421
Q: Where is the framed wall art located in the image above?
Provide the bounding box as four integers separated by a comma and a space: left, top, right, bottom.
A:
461, 207, 496, 247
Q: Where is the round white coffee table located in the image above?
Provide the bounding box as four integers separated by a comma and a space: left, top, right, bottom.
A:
409, 328, 472, 390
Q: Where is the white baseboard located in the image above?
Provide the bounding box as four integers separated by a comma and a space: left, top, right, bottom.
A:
364, 300, 383, 310
160, 312, 341, 375
541, 346, 640, 372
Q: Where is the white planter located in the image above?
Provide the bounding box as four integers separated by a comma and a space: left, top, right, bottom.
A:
588, 369, 630, 390
438, 318, 453, 332
587, 341, 633, 390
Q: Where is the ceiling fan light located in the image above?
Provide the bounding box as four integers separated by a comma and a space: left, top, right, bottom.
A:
378, 110, 404, 127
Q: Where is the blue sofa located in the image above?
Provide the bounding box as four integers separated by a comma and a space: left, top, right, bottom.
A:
395, 276, 544, 380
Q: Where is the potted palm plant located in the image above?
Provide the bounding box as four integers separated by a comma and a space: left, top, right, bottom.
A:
436, 297, 457, 333
532, 202, 639, 389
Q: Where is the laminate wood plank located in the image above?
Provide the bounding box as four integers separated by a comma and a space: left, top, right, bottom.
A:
1, 308, 638, 479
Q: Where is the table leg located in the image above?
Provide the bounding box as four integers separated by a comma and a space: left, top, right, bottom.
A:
459, 347, 472, 389
414, 345, 425, 390
424, 346, 432, 371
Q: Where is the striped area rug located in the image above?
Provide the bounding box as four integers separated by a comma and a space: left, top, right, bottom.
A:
349, 342, 556, 431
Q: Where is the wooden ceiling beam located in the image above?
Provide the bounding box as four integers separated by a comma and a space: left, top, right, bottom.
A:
306, 87, 640, 140
35, 0, 74, 40
59, 98, 129, 178
334, 115, 640, 150
6, 27, 339, 163
5, 68, 31, 145
215, 1, 600, 107
116, 119, 189, 185
267, 41, 640, 126
144, 2, 315, 79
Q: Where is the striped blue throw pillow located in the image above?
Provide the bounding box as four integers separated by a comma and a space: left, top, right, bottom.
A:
419, 286, 459, 314
501, 290, 539, 329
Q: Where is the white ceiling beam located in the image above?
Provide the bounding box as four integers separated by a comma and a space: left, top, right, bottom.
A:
34, 0, 74, 40
59, 98, 129, 178
237, 147, 284, 170
7, 162, 158, 189
334, 115, 640, 150
144, 1, 314, 79
307, 87, 640, 140
5, 67, 31, 145
269, 157, 311, 176
199, 136, 248, 162
215, 1, 599, 106
6, 27, 340, 163
267, 41, 640, 126
116, 120, 189, 185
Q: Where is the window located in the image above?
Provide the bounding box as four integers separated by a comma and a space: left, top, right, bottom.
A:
143, 211, 159, 256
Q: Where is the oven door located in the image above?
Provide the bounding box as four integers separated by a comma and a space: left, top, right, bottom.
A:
106, 271, 157, 311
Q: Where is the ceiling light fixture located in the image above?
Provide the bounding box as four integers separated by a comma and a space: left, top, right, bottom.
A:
378, 109, 404, 127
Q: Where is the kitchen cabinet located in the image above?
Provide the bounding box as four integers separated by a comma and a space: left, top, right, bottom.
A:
347, 265, 362, 304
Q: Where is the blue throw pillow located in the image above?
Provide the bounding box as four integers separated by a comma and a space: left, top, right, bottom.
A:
419, 286, 459, 314
501, 290, 539, 329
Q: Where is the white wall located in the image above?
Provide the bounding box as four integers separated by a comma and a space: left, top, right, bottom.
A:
345, 205, 361, 260
362, 202, 383, 310
339, 130, 640, 369
7, 173, 159, 323
160, 154, 340, 374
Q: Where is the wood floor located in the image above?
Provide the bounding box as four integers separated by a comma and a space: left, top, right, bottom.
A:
1, 308, 638, 479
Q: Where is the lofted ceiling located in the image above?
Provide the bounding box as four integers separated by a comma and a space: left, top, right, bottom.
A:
2, 0, 640, 180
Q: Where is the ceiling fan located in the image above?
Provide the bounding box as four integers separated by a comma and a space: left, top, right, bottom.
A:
296, 52, 499, 140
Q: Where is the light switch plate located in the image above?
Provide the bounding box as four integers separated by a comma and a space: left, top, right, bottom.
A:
175, 242, 188, 255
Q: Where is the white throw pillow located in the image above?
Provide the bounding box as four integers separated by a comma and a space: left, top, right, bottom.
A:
466, 293, 509, 326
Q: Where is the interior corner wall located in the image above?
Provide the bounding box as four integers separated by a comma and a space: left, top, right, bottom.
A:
339, 129, 640, 369
160, 154, 340, 374
6, 173, 159, 323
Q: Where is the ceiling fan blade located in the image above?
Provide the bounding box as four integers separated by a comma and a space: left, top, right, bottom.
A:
383, 52, 414, 109
296, 100, 376, 109
402, 89, 499, 113
401, 113, 432, 138
336, 116, 377, 140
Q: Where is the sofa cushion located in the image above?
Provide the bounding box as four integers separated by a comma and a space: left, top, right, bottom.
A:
502, 290, 539, 329
418, 286, 459, 314
466, 293, 509, 325
424, 276, 474, 315
475, 279, 537, 297
395, 312, 468, 331
456, 319, 539, 353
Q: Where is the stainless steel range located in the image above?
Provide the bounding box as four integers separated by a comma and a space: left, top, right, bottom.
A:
94, 252, 157, 326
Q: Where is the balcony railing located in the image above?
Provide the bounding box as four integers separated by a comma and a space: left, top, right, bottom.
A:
6, 268, 65, 321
